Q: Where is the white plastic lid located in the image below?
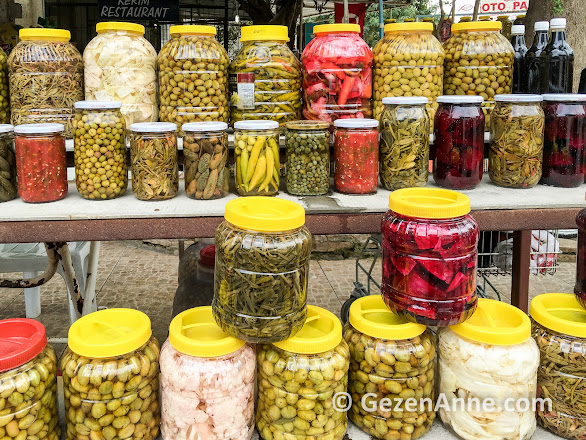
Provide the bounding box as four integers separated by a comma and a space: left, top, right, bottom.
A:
182, 122, 228, 132
333, 118, 379, 129
233, 120, 279, 130
511, 25, 525, 35
534, 21, 550, 31
0, 124, 14, 134
542, 94, 586, 102
129, 122, 177, 133
494, 94, 543, 102
550, 18, 566, 29
14, 123, 65, 134
74, 100, 122, 110
437, 96, 484, 104
382, 97, 428, 105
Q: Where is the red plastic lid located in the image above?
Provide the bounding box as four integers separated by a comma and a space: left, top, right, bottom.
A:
199, 245, 216, 267
0, 319, 47, 372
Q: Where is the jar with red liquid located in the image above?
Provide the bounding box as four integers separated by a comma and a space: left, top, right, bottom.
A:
333, 118, 379, 194
434, 96, 485, 190
382, 188, 479, 326
302, 24, 372, 123
540, 94, 586, 188
14, 123, 67, 203
575, 206, 586, 308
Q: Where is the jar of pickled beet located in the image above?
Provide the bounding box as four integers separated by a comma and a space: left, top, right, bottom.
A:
333, 118, 379, 194
382, 188, 479, 326
575, 206, 586, 308
434, 96, 485, 190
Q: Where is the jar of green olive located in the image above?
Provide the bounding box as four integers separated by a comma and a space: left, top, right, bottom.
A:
0, 48, 9, 124
73, 101, 127, 200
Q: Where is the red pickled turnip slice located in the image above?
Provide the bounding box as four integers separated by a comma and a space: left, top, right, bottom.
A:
391, 254, 417, 276
447, 272, 468, 293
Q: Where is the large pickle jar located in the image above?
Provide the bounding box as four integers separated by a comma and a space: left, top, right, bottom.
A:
576, 206, 586, 308
530, 293, 586, 440
212, 197, 312, 343
230, 26, 301, 125
382, 188, 479, 327
0, 318, 60, 440
159, 25, 229, 125
61, 309, 161, 440
160, 307, 256, 440
439, 299, 540, 440
8, 28, 83, 137
256, 305, 350, 440
0, 48, 9, 123
0, 124, 16, 202
344, 296, 436, 440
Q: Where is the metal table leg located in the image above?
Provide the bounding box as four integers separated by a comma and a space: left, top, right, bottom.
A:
82, 241, 100, 316
511, 230, 531, 312
57, 243, 82, 323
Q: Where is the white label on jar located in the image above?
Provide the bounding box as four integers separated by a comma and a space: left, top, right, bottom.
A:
236, 73, 255, 110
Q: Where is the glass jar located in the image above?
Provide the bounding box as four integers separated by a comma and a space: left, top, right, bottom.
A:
497, 15, 512, 40
230, 25, 301, 125
160, 307, 256, 440
344, 296, 436, 440
182, 121, 229, 200
382, 188, 479, 326
333, 118, 379, 194
0, 124, 16, 202
285, 120, 330, 195
302, 24, 372, 123
8, 29, 83, 137
14, 123, 67, 203
159, 25, 229, 125
530, 293, 586, 440
212, 197, 311, 343
174, 245, 216, 316
0, 319, 60, 440
434, 96, 485, 189
256, 305, 350, 440
489, 94, 544, 188
73, 101, 127, 200
439, 299, 539, 440
234, 120, 280, 196
575, 208, 586, 308
129, 122, 178, 200
84, 22, 157, 126
380, 97, 430, 190
0, 48, 9, 123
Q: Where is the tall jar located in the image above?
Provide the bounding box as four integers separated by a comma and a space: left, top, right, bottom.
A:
489, 94, 544, 188
14, 123, 67, 203
230, 25, 301, 125
575, 207, 586, 308
234, 120, 280, 196
380, 97, 429, 190
0, 319, 60, 440
344, 296, 436, 440
333, 118, 379, 194
382, 188, 479, 326
256, 305, 350, 440
0, 124, 16, 202
302, 24, 372, 123
0, 48, 9, 123
439, 299, 540, 440
73, 101, 127, 200
159, 25, 229, 125
84, 22, 157, 126
8, 28, 83, 137
160, 307, 256, 440
129, 122, 178, 200
212, 197, 312, 343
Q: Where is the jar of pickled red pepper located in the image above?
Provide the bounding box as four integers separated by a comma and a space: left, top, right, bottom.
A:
434, 96, 485, 189
382, 188, 479, 326
14, 123, 67, 203
302, 24, 373, 123
575, 206, 586, 308
333, 118, 379, 194
0, 124, 16, 202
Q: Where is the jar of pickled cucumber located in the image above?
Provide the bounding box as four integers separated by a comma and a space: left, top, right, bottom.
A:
0, 318, 60, 440
0, 124, 16, 202
230, 26, 302, 125
61, 308, 161, 440
344, 296, 436, 440
256, 305, 350, 440
212, 197, 312, 343
0, 48, 9, 124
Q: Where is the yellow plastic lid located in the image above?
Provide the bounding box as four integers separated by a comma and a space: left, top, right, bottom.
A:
96, 22, 144, 35
170, 25, 217, 36
169, 307, 246, 357
384, 22, 433, 33
68, 308, 152, 358
452, 21, 502, 32
389, 188, 471, 219
313, 23, 361, 34
241, 25, 289, 42
530, 293, 586, 338
224, 196, 305, 232
450, 298, 531, 346
274, 305, 342, 354
19, 28, 71, 42
349, 296, 426, 340
497, 15, 510, 19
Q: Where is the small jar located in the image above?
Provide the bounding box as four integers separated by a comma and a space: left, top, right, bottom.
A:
0, 124, 16, 202
382, 188, 479, 326
489, 94, 544, 188
575, 207, 586, 308
212, 197, 312, 343
256, 305, 350, 440
14, 123, 67, 203
285, 120, 330, 196
434, 96, 485, 189
344, 296, 436, 440
160, 307, 256, 440
0, 319, 60, 440
333, 118, 379, 194
497, 15, 513, 39
234, 120, 280, 196
129, 122, 178, 200
73, 101, 127, 200
182, 122, 229, 200
380, 97, 430, 190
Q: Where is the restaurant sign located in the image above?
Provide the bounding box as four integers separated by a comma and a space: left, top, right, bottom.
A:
98, 0, 180, 22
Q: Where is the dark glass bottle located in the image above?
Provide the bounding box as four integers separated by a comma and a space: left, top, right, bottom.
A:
580, 68, 586, 94
524, 21, 549, 93
541, 18, 574, 93
511, 25, 528, 93
513, 15, 525, 25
